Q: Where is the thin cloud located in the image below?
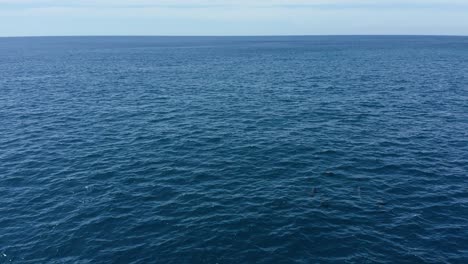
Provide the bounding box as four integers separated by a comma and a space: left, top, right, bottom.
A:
1, 0, 468, 9
1, 0, 467, 36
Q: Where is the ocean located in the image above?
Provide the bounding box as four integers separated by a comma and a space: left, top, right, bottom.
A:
0, 36, 467, 263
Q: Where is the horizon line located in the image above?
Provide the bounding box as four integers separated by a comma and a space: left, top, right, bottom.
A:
1, 34, 468, 39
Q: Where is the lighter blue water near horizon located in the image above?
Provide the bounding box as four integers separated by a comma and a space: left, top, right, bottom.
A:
0, 36, 467, 263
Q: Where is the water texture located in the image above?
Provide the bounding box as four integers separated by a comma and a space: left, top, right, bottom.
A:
0, 36, 467, 263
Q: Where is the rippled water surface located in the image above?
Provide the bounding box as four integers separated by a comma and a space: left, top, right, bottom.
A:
1, 36, 467, 263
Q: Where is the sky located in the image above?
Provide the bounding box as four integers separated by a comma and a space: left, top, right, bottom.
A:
0, 0, 468, 36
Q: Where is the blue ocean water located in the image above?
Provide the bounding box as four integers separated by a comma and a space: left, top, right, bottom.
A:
0, 36, 467, 263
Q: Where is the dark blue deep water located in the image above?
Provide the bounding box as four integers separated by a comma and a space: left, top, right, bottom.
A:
1, 36, 467, 263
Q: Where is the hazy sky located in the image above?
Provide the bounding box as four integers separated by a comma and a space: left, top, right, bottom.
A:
1, 0, 468, 36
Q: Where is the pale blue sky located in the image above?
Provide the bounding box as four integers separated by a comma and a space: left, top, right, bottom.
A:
1, 0, 467, 36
